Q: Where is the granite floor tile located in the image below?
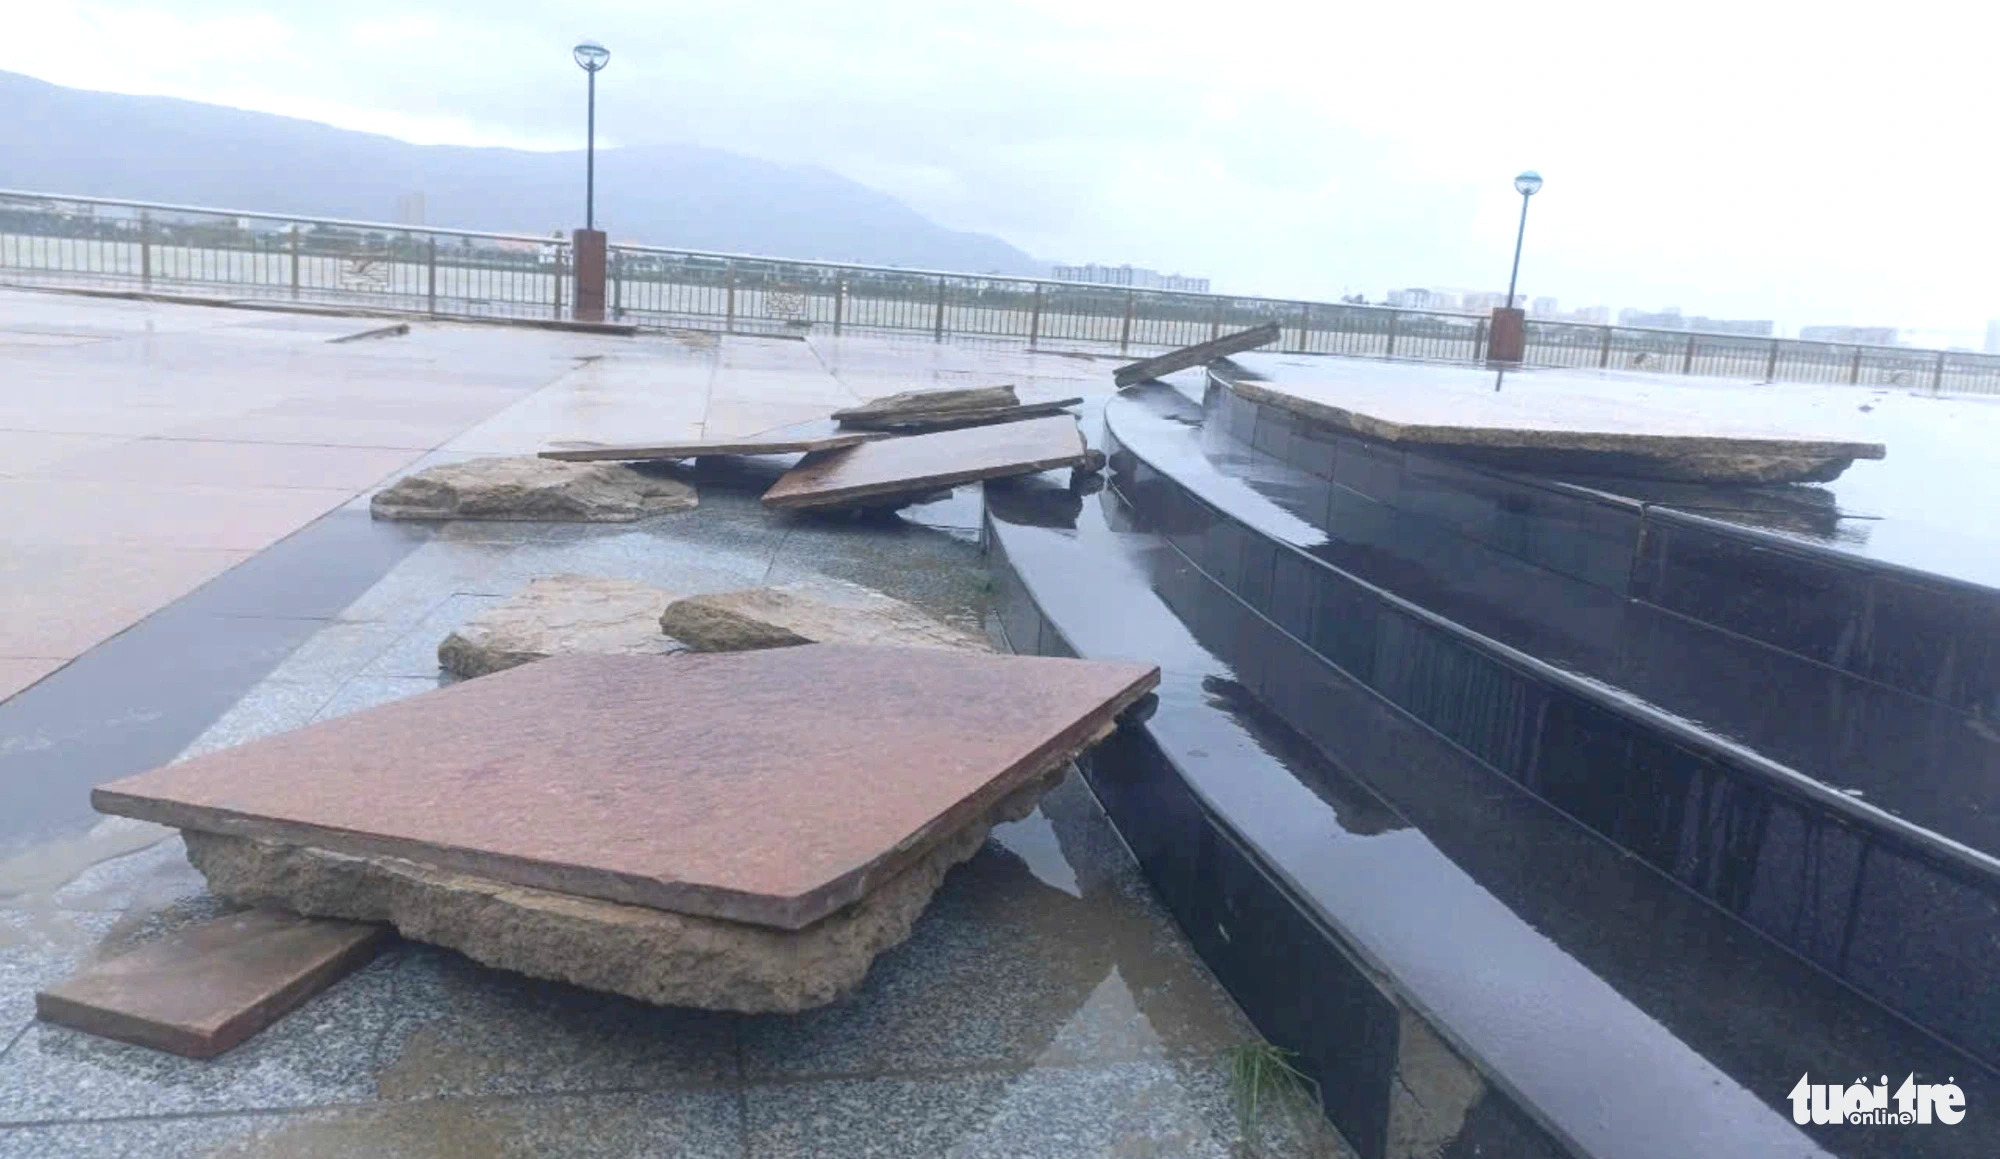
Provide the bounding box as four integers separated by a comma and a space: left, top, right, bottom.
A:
312, 677, 446, 722
743, 1056, 1350, 1159
176, 681, 342, 760
355, 594, 511, 679
0, 659, 62, 706
370, 947, 740, 1100
0, 1088, 743, 1159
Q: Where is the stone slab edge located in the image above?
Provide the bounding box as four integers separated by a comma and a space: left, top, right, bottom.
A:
92, 670, 1158, 932
1227, 376, 1886, 460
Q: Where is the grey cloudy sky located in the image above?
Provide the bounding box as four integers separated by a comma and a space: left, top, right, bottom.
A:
6, 0, 1996, 340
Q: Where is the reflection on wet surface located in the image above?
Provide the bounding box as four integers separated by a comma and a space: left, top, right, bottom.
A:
985, 448, 2000, 1158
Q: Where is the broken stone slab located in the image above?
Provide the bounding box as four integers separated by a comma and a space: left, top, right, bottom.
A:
180, 769, 1060, 1014
831, 385, 1018, 422
836, 396, 1086, 433
660, 582, 989, 653
371, 456, 698, 522
34, 909, 387, 1058
762, 415, 1089, 511
438, 575, 679, 679
1113, 322, 1281, 387
537, 433, 876, 462
93, 647, 1160, 931
1222, 372, 1886, 484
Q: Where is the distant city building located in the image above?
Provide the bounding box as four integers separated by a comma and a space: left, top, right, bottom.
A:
394, 192, 427, 226
1986, 320, 2000, 355
1050, 263, 1210, 294
1800, 324, 1900, 346
1459, 291, 1512, 312
1619, 307, 1685, 329
1571, 305, 1613, 325
1386, 287, 1459, 310
1687, 316, 1774, 337
1529, 296, 1561, 317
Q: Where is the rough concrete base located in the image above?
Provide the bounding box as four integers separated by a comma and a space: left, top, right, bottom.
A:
660, 582, 990, 653
371, 456, 698, 522
180, 771, 1057, 1014
438, 575, 679, 678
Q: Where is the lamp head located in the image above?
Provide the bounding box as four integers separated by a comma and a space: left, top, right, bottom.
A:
1514, 170, 1543, 196
573, 42, 610, 72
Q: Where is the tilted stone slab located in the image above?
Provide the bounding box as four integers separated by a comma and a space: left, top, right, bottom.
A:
761, 415, 1088, 510
1113, 322, 1281, 387
835, 397, 1085, 433
537, 433, 875, 462
661, 582, 989, 653
371, 456, 697, 522
1227, 373, 1886, 484
439, 574, 679, 678
179, 769, 1058, 1013
831, 385, 1017, 421
35, 909, 387, 1058
93, 647, 1159, 931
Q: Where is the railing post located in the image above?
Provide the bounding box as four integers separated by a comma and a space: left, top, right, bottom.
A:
139, 212, 152, 291
1681, 333, 1697, 375
1764, 339, 1780, 383
1848, 344, 1863, 385
1296, 302, 1311, 352
288, 225, 301, 299
1932, 349, 1947, 395
1472, 317, 1488, 362
611, 250, 622, 319
934, 276, 948, 343
552, 244, 566, 319
1028, 283, 1043, 348
425, 234, 437, 315
833, 276, 845, 335
1118, 289, 1135, 354
1210, 300, 1224, 341
1598, 325, 1613, 368
725, 268, 737, 333
1384, 309, 1399, 359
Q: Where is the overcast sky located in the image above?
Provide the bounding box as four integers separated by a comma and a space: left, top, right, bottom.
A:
7, 0, 1996, 340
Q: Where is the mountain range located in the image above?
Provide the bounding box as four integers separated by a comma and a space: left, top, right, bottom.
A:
0, 70, 1041, 274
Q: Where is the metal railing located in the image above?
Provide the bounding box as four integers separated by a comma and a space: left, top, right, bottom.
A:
5, 188, 1997, 395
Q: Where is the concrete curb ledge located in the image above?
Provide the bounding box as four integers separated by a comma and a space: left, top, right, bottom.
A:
0, 280, 641, 336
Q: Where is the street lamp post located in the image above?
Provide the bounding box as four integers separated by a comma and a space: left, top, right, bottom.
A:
573, 41, 610, 230
1504, 169, 1542, 310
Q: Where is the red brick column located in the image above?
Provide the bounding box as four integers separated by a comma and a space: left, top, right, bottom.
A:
572, 228, 607, 323
1487, 307, 1525, 363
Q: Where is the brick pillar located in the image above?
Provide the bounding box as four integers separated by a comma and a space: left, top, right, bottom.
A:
1487, 306, 1526, 364
572, 228, 607, 323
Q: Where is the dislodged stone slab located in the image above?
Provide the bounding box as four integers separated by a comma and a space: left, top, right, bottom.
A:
371, 456, 698, 522
660, 583, 988, 653
1222, 366, 1885, 483
439, 575, 678, 678
831, 385, 1017, 422
93, 647, 1159, 931
762, 415, 1088, 511
34, 909, 387, 1058
537, 433, 875, 462
180, 770, 1058, 1014
836, 397, 1085, 434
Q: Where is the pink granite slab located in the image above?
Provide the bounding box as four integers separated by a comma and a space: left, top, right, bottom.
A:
93, 647, 1159, 930
761, 415, 1087, 510
36, 909, 387, 1058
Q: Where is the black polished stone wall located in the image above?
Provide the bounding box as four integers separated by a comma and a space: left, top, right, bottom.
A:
1108, 401, 2000, 1071
1200, 378, 2000, 866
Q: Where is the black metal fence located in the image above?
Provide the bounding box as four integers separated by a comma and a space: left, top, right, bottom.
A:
5, 189, 1996, 395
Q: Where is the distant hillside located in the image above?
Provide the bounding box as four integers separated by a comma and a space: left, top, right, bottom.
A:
0, 71, 1041, 275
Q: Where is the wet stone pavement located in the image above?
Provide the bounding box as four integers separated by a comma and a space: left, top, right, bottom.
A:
0, 471, 1350, 1158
